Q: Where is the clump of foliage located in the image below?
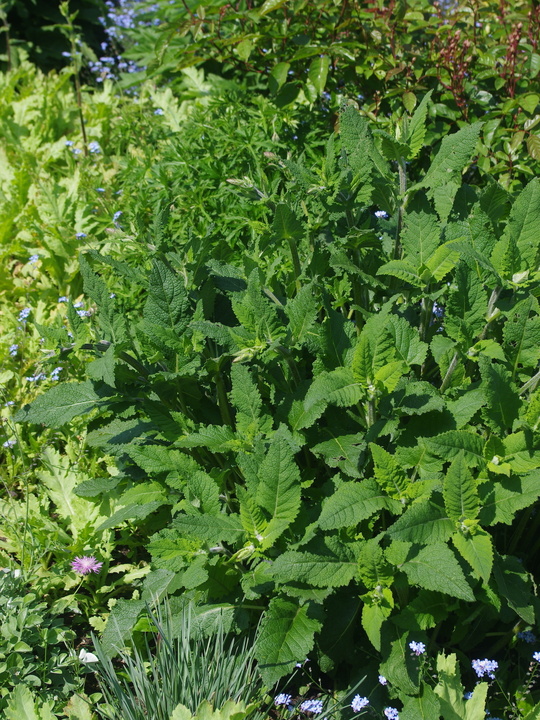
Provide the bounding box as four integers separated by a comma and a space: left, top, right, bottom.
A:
16, 95, 540, 718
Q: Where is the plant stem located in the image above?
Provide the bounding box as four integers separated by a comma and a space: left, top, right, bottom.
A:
440, 351, 460, 394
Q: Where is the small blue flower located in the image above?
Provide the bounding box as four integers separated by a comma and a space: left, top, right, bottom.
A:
464, 692, 473, 700
73, 301, 84, 308
113, 210, 122, 222
62, 51, 72, 58
299, 699, 323, 714
65, 140, 74, 147
3, 439, 16, 448
351, 695, 369, 712
154, 108, 164, 115
378, 675, 388, 685
77, 310, 92, 318
88, 141, 101, 154
18, 308, 31, 322
533, 652, 540, 662
96, 187, 105, 193
58, 296, 68, 303
5, 401, 15, 407
50, 367, 62, 381
518, 631, 536, 643
9, 344, 18, 356
374, 210, 389, 219
275, 694, 292, 707
28, 254, 40, 264
384, 709, 399, 720
472, 659, 498, 679
72, 147, 82, 155
409, 641, 426, 656
75, 232, 87, 239
109, 293, 116, 298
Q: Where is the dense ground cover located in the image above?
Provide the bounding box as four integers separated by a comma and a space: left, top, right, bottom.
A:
2, 1, 540, 719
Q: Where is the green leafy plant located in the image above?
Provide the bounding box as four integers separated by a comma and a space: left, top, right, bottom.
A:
13, 80, 540, 714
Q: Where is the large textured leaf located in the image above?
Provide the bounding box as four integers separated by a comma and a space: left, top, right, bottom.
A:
387, 500, 454, 544
479, 470, 540, 525
387, 315, 428, 367
319, 479, 402, 530
479, 357, 522, 432
399, 543, 475, 601
445, 262, 487, 345
290, 368, 363, 431
272, 203, 304, 241
101, 598, 146, 656
15, 381, 107, 428
255, 598, 322, 685
285, 282, 319, 344
271, 549, 357, 588
424, 430, 485, 466
493, 554, 535, 623
419, 123, 482, 193
401, 685, 441, 720
371, 444, 408, 498
443, 452, 479, 522
499, 177, 540, 270
257, 436, 301, 548
141, 258, 190, 349
407, 89, 433, 158
172, 513, 245, 544
452, 529, 493, 582
352, 312, 394, 385
401, 199, 441, 266
503, 295, 540, 377
80, 253, 126, 343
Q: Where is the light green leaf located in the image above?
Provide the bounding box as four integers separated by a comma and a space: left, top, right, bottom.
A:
499, 177, 540, 270
257, 436, 301, 548
101, 598, 146, 656
388, 500, 454, 544
255, 598, 322, 685
503, 295, 540, 377
257, 0, 290, 17
370, 443, 408, 498
308, 55, 330, 96
271, 549, 357, 588
15, 380, 106, 428
387, 315, 428, 366
272, 203, 304, 241
319, 479, 402, 531
401, 684, 441, 720
419, 123, 482, 192
479, 357, 522, 432
407, 89, 433, 158
443, 452, 479, 522
285, 282, 319, 344
400, 543, 475, 601
424, 430, 485, 466
479, 470, 540, 525
452, 529, 493, 582
401, 198, 441, 266
377, 259, 424, 287
269, 62, 290, 93
172, 513, 245, 545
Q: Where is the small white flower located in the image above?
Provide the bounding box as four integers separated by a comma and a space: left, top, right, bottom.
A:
78, 648, 99, 663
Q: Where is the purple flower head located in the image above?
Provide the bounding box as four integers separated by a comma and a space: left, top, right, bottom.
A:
471, 659, 498, 679
299, 699, 324, 714
351, 695, 369, 712
275, 694, 292, 707
409, 641, 426, 656
71, 556, 103, 575
384, 709, 399, 720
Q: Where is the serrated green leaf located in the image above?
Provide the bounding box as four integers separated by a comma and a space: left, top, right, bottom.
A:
172, 513, 245, 545
500, 177, 540, 270
446, 389, 486, 429
290, 368, 363, 431
361, 589, 393, 651
285, 282, 319, 344
272, 550, 357, 588
352, 312, 394, 385
257, 0, 290, 17
387, 316, 428, 366
308, 55, 329, 96
401, 197, 441, 266
493, 554, 535, 623
269, 62, 290, 93
419, 123, 482, 193
443, 452, 479, 522
407, 90, 433, 158
400, 543, 475, 601
96, 501, 163, 531
101, 598, 146, 656
371, 443, 408, 498
319, 479, 402, 530
424, 241, 460, 281
401, 684, 440, 720
15, 381, 106, 428
424, 430, 485, 466
255, 598, 322, 685
479, 470, 540, 525
80, 254, 126, 343
377, 259, 424, 287
141, 257, 190, 350
445, 262, 487, 345
311, 431, 364, 478
452, 529, 493, 582
387, 499, 454, 544
479, 357, 522, 432
503, 295, 540, 377
257, 436, 301, 548
272, 203, 304, 242
230, 363, 268, 439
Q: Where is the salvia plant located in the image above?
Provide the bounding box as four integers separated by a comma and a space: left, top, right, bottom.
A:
16, 96, 540, 716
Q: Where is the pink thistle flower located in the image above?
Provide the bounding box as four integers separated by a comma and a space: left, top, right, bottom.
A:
71, 556, 103, 575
